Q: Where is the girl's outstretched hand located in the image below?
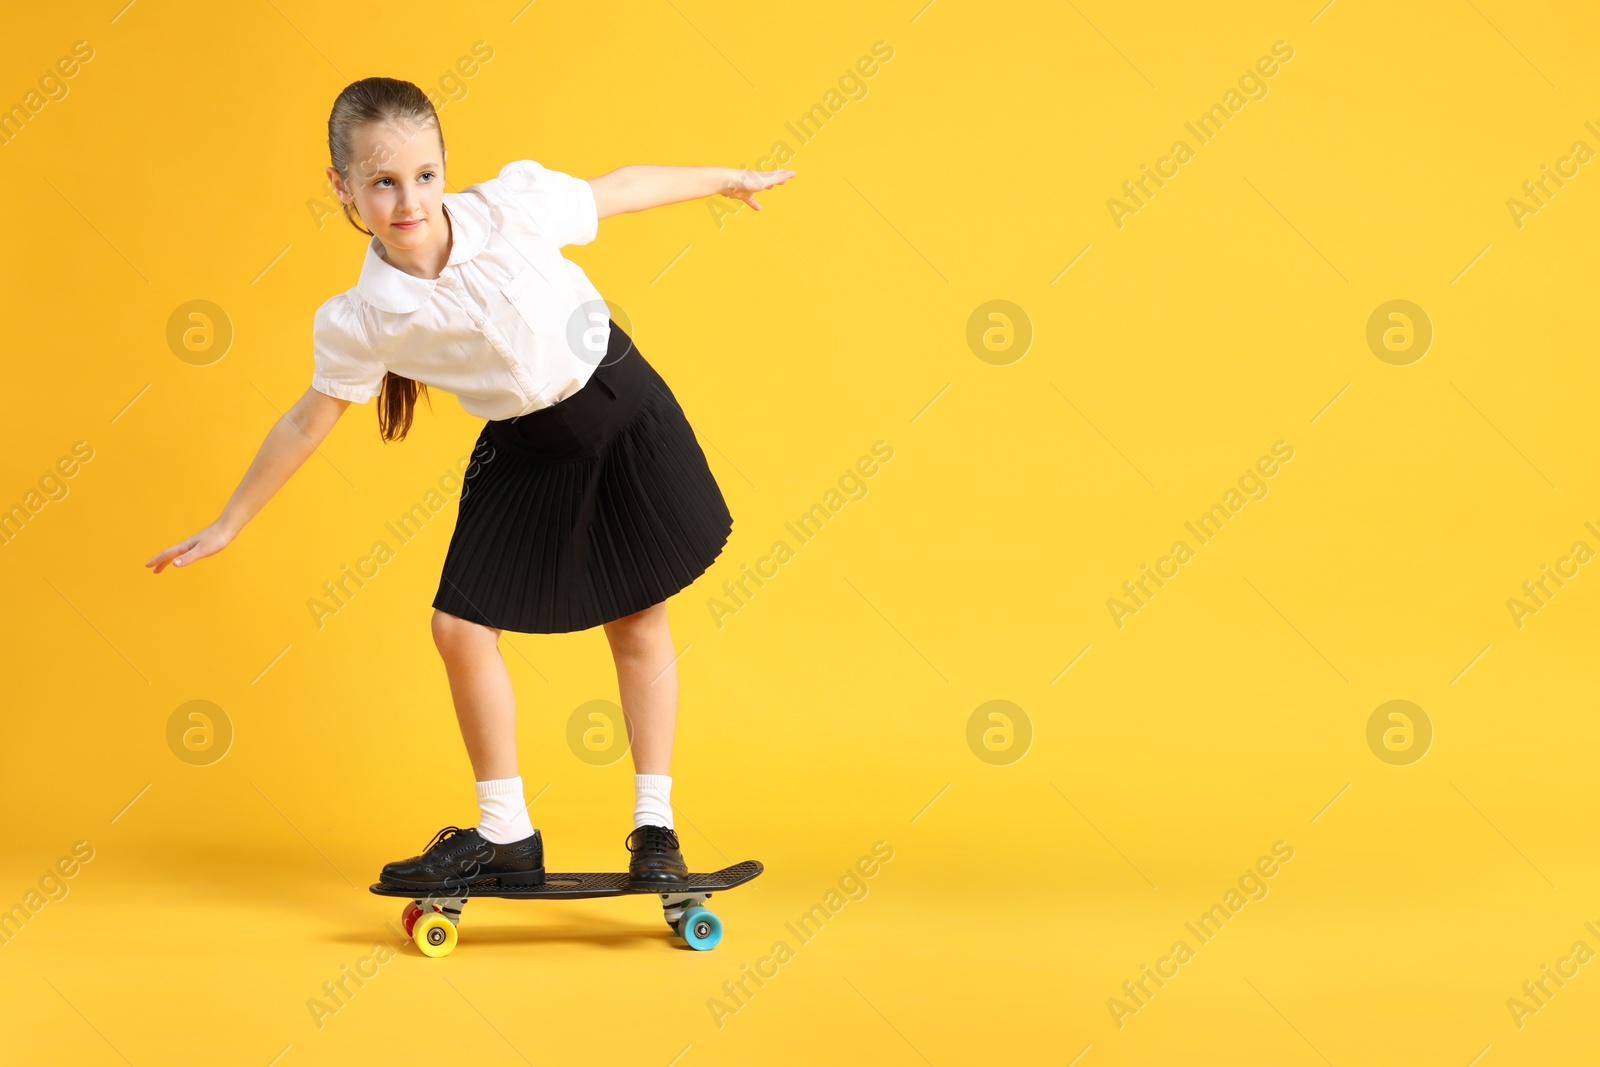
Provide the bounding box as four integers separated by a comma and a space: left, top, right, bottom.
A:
146, 521, 235, 574
720, 168, 796, 211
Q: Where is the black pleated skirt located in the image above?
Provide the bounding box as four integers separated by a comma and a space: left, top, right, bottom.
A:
431, 321, 733, 633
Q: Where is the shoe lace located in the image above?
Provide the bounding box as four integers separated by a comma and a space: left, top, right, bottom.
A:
424, 825, 470, 853
626, 825, 679, 852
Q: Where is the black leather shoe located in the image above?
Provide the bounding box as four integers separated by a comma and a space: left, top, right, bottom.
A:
380, 825, 545, 892
626, 824, 689, 887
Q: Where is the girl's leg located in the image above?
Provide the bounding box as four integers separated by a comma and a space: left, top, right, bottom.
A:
605, 602, 688, 883
378, 610, 541, 887
431, 609, 519, 780
603, 601, 677, 775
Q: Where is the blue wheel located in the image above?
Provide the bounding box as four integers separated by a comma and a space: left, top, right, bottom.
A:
679, 906, 723, 950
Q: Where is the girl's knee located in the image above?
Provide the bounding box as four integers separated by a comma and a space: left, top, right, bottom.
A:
603, 602, 669, 656
432, 609, 499, 653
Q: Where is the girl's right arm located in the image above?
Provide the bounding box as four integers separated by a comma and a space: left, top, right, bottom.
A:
145, 387, 353, 574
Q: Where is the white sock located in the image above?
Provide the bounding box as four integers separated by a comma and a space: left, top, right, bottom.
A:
634, 773, 674, 830
476, 776, 535, 844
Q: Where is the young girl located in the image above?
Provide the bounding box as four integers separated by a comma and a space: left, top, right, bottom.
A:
146, 77, 793, 893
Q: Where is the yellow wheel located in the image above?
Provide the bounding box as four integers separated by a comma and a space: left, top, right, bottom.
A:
413, 912, 458, 958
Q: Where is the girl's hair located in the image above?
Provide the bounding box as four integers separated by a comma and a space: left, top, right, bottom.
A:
328, 76, 442, 443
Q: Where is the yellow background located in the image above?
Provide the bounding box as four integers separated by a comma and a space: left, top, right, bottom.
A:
3, 1, 1598, 1063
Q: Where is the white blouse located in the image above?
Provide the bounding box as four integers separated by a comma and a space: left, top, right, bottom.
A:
310, 159, 612, 420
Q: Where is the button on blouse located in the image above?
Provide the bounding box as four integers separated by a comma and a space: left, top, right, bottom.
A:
310, 159, 612, 420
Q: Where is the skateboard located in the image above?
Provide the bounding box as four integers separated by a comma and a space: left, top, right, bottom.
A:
370, 860, 764, 957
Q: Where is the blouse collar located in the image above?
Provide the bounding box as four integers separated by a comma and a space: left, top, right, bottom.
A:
355, 191, 489, 313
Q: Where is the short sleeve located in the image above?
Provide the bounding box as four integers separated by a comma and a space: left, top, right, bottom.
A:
310, 295, 385, 403
490, 159, 599, 247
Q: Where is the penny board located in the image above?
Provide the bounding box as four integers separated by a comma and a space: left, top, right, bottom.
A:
369, 859, 763, 901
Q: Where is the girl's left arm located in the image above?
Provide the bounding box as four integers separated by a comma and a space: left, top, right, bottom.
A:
588, 165, 796, 219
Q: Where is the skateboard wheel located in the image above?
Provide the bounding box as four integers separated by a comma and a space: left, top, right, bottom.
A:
679, 907, 722, 951
401, 901, 426, 937
413, 912, 458, 958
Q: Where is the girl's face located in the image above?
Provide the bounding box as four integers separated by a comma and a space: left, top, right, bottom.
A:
329, 119, 447, 253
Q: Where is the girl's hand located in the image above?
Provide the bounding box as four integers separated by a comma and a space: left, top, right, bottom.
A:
719, 168, 796, 211
146, 521, 236, 574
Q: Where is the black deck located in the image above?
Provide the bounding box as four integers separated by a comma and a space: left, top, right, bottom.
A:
370, 860, 763, 901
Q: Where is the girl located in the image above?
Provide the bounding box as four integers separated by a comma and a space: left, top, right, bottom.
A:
146, 77, 793, 893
